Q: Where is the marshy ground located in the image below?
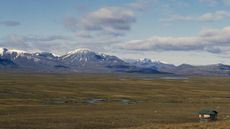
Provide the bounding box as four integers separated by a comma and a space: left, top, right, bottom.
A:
0, 72, 229, 129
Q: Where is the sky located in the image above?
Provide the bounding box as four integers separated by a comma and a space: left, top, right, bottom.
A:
0, 0, 230, 65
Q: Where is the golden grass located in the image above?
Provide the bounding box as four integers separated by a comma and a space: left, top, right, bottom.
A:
0, 72, 229, 129
120, 120, 230, 129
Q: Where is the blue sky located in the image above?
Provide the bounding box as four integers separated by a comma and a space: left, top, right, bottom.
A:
0, 0, 230, 65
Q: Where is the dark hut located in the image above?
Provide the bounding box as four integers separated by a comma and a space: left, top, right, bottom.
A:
198, 109, 218, 122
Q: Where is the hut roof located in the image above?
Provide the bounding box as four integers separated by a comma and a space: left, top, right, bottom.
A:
198, 109, 218, 115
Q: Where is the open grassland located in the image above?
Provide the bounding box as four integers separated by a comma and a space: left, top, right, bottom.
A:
0, 72, 229, 129
120, 120, 230, 129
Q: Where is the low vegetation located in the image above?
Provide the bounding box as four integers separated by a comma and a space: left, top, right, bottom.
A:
120, 120, 230, 129
0, 72, 229, 129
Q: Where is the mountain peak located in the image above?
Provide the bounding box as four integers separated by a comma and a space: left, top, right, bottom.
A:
135, 58, 168, 64
0, 48, 7, 55
0, 47, 26, 56
66, 48, 95, 55
8, 49, 26, 54
138, 58, 152, 63
35, 52, 58, 58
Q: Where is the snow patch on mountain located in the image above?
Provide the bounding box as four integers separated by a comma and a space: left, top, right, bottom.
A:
7, 49, 26, 54
0, 48, 5, 56
34, 52, 59, 60
0, 48, 27, 60
66, 48, 93, 55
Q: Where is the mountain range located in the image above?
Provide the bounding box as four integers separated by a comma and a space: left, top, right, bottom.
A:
0, 47, 229, 76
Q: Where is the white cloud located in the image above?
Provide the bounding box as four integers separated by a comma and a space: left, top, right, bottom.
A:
162, 10, 230, 22
199, 11, 230, 21
64, 7, 136, 37
76, 31, 93, 39
128, 0, 158, 11
161, 15, 194, 22
121, 26, 230, 53
199, 0, 219, 5
0, 34, 72, 52
199, 0, 230, 5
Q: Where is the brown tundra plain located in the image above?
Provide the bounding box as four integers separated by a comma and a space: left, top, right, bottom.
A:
0, 72, 230, 129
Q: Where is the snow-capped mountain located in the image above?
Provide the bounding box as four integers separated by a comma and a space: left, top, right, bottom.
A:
58, 48, 132, 72
126, 58, 176, 72
0, 47, 229, 75
127, 58, 230, 75
0, 48, 148, 73
60, 48, 125, 65
172, 63, 230, 75
126, 58, 157, 68
0, 48, 26, 59
34, 52, 58, 60
0, 48, 60, 71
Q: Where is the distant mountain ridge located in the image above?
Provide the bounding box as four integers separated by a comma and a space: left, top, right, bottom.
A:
126, 58, 230, 76
0, 47, 229, 76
